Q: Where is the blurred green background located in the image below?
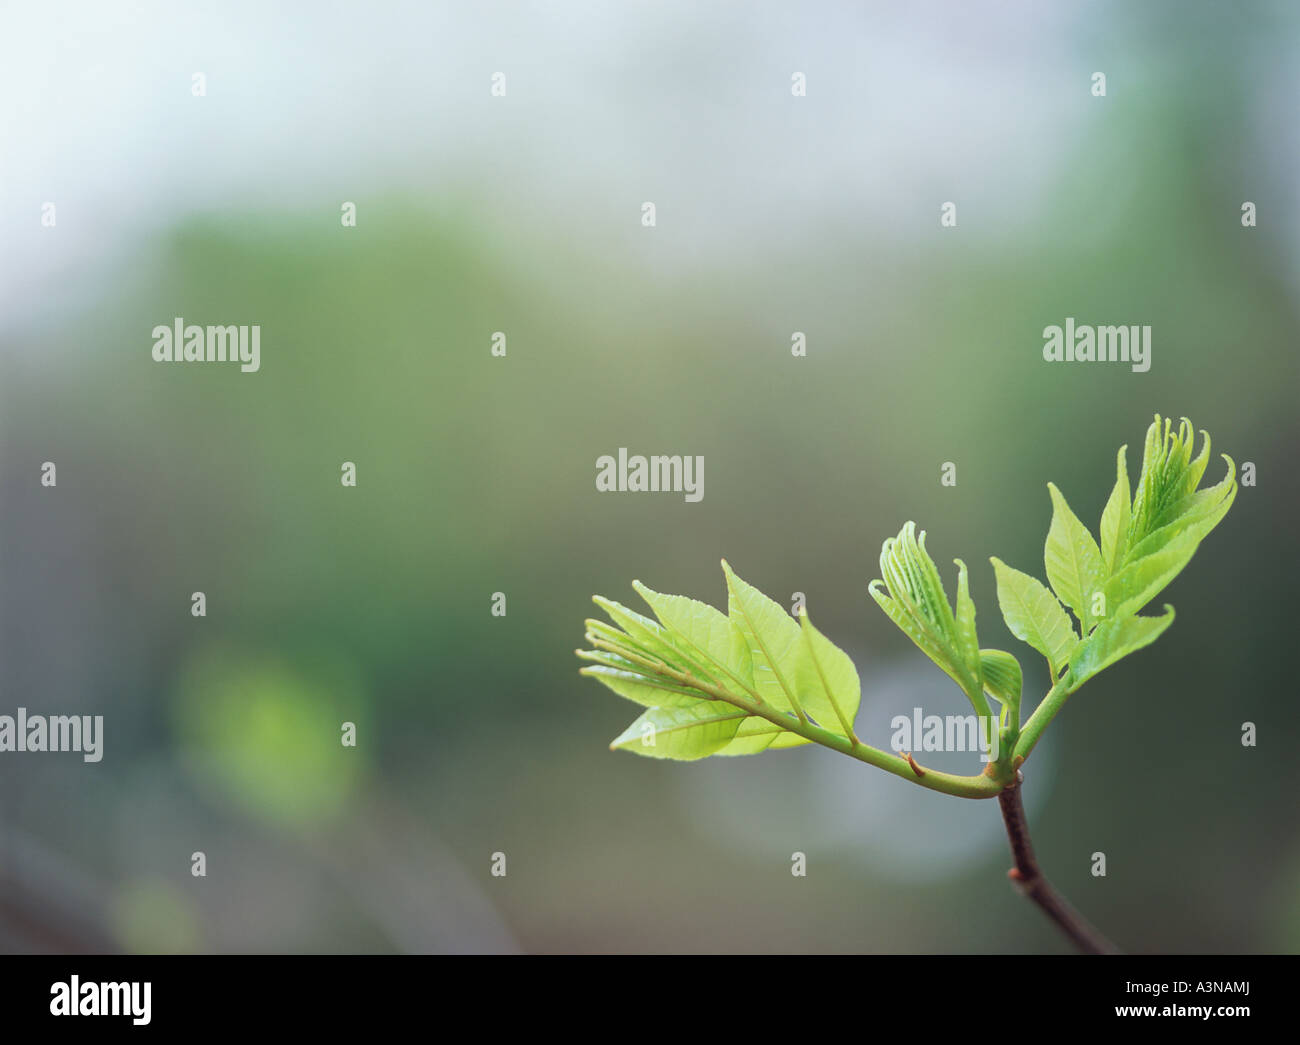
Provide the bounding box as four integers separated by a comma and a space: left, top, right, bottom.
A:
1, 1, 1297, 953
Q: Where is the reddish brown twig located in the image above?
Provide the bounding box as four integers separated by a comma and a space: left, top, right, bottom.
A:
998, 778, 1120, 954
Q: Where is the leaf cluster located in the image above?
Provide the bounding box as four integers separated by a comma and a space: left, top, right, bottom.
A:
990, 415, 1235, 694
577, 564, 861, 760
577, 415, 1235, 777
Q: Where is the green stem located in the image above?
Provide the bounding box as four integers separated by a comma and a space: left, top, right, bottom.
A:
659, 663, 1009, 799
1013, 676, 1072, 763
796, 716, 1007, 799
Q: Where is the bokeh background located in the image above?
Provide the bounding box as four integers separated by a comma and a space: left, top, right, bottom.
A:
1, 1, 1297, 953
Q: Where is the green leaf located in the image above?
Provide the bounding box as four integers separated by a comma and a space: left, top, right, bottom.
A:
1098, 463, 1232, 622
978, 648, 1023, 723
1044, 483, 1105, 633
715, 717, 812, 756
589, 597, 727, 687
713, 604, 865, 755
990, 556, 1078, 679
1130, 417, 1212, 544
631, 581, 753, 689
610, 702, 747, 760
953, 559, 982, 688
576, 656, 709, 709
791, 609, 861, 738
582, 567, 867, 760
1082, 420, 1237, 625
1101, 543, 1197, 621
1067, 606, 1176, 692
869, 523, 983, 709
590, 597, 702, 675
722, 560, 805, 718
1123, 455, 1236, 566
1099, 445, 1131, 575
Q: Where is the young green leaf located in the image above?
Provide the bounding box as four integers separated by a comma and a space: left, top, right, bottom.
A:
791, 609, 861, 739
978, 648, 1023, 724
1066, 605, 1176, 692
869, 523, 984, 711
990, 556, 1078, 679
631, 581, 754, 690
590, 596, 716, 681
1122, 455, 1236, 566
581, 623, 672, 680
1101, 543, 1197, 621
1130, 417, 1212, 544
577, 654, 708, 709
582, 566, 868, 760
1099, 445, 1131, 575
716, 717, 812, 756
1044, 483, 1105, 633
722, 560, 806, 719
580, 602, 759, 719
1098, 461, 1234, 621
953, 559, 982, 682
610, 701, 748, 760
